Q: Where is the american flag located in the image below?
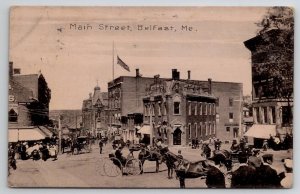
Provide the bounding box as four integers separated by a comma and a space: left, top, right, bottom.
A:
117, 55, 130, 72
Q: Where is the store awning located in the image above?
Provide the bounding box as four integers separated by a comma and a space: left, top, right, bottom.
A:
137, 125, 152, 134
244, 124, 277, 139
8, 127, 49, 142
8, 129, 18, 142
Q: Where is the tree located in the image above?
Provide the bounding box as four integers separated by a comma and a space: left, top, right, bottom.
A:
256, 7, 294, 126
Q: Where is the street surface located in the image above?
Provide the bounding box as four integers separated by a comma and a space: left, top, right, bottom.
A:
8, 143, 292, 188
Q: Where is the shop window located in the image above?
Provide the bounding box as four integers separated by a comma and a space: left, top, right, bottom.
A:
9, 109, 18, 122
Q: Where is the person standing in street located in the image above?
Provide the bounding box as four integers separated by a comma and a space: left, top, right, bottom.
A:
214, 138, 222, 151
99, 140, 103, 154
248, 149, 262, 169
256, 154, 281, 188
206, 158, 226, 188
231, 153, 256, 188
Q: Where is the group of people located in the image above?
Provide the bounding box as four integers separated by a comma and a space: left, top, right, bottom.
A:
205, 149, 293, 188
9, 136, 59, 162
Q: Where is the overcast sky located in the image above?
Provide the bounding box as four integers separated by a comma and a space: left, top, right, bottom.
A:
9, 6, 268, 110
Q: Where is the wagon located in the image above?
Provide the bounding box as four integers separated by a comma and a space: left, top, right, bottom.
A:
72, 136, 92, 155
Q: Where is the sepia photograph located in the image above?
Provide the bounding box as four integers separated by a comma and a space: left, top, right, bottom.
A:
7, 6, 293, 188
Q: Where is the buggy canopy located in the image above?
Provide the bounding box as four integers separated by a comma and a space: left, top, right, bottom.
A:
137, 125, 152, 134
244, 124, 276, 139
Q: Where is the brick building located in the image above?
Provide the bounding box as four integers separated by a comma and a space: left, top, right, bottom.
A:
107, 69, 243, 144
244, 29, 293, 144
142, 70, 216, 146
8, 62, 52, 142
82, 85, 108, 137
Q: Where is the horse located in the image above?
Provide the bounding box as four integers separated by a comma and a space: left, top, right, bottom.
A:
138, 146, 163, 173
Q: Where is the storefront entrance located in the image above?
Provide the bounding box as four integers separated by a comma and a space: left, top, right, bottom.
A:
173, 127, 182, 145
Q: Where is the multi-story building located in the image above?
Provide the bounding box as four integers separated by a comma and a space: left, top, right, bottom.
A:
244, 29, 293, 145
142, 70, 217, 146
82, 85, 108, 138
107, 69, 243, 144
8, 62, 53, 143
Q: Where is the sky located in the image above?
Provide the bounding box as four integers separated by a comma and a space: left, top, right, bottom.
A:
9, 6, 268, 110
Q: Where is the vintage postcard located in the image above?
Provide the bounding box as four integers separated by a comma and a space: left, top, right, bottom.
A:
8, 6, 293, 188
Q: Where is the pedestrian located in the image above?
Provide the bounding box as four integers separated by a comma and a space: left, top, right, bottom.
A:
202, 143, 211, 158
248, 149, 262, 169
214, 138, 222, 150
205, 158, 226, 188
231, 153, 256, 188
176, 150, 185, 188
99, 140, 103, 154
280, 158, 293, 188
256, 154, 281, 188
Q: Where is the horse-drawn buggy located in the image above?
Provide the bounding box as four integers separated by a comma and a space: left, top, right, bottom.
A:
72, 136, 92, 155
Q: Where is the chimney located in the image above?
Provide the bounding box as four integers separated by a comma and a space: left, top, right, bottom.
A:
9, 61, 13, 77
187, 70, 191, 80
172, 69, 180, 80
13, 68, 21, 75
136, 68, 140, 77
89, 93, 92, 99
208, 78, 212, 94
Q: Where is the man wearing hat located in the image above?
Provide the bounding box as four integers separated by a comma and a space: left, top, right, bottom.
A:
248, 149, 262, 169
205, 156, 226, 188
280, 159, 293, 188
231, 153, 256, 188
256, 154, 281, 188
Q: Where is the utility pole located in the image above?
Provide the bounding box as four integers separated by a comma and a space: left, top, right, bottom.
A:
58, 115, 62, 154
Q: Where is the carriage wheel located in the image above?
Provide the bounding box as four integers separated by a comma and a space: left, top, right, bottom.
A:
103, 157, 122, 177
125, 158, 142, 175
95, 159, 106, 176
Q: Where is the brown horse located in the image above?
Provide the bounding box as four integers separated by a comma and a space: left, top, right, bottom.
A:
138, 148, 162, 173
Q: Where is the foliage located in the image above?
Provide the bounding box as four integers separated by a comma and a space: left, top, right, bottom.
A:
255, 7, 294, 100
38, 74, 51, 107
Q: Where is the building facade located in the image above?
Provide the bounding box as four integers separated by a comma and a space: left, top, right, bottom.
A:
244, 29, 293, 142
142, 70, 217, 146
8, 62, 52, 142
107, 69, 243, 144
82, 85, 108, 138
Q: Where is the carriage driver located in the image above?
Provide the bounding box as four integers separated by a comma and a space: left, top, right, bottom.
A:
115, 146, 127, 166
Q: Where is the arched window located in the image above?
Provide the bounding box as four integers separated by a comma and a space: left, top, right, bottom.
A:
9, 109, 18, 122
173, 95, 181, 115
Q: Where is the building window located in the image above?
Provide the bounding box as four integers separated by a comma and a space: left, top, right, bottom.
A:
226, 127, 230, 132
271, 106, 276, 124
209, 123, 212, 135
163, 102, 167, 116
158, 102, 162, 116
212, 122, 216, 134
212, 104, 215, 115
282, 106, 293, 126
263, 107, 268, 123
188, 123, 191, 139
204, 103, 207, 115
8, 109, 18, 122
256, 108, 260, 123
195, 103, 198, 115
229, 113, 233, 122
194, 123, 198, 138
199, 103, 202, 115
229, 98, 233, 107
188, 101, 192, 115
174, 102, 180, 115
199, 124, 202, 137
205, 122, 208, 135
